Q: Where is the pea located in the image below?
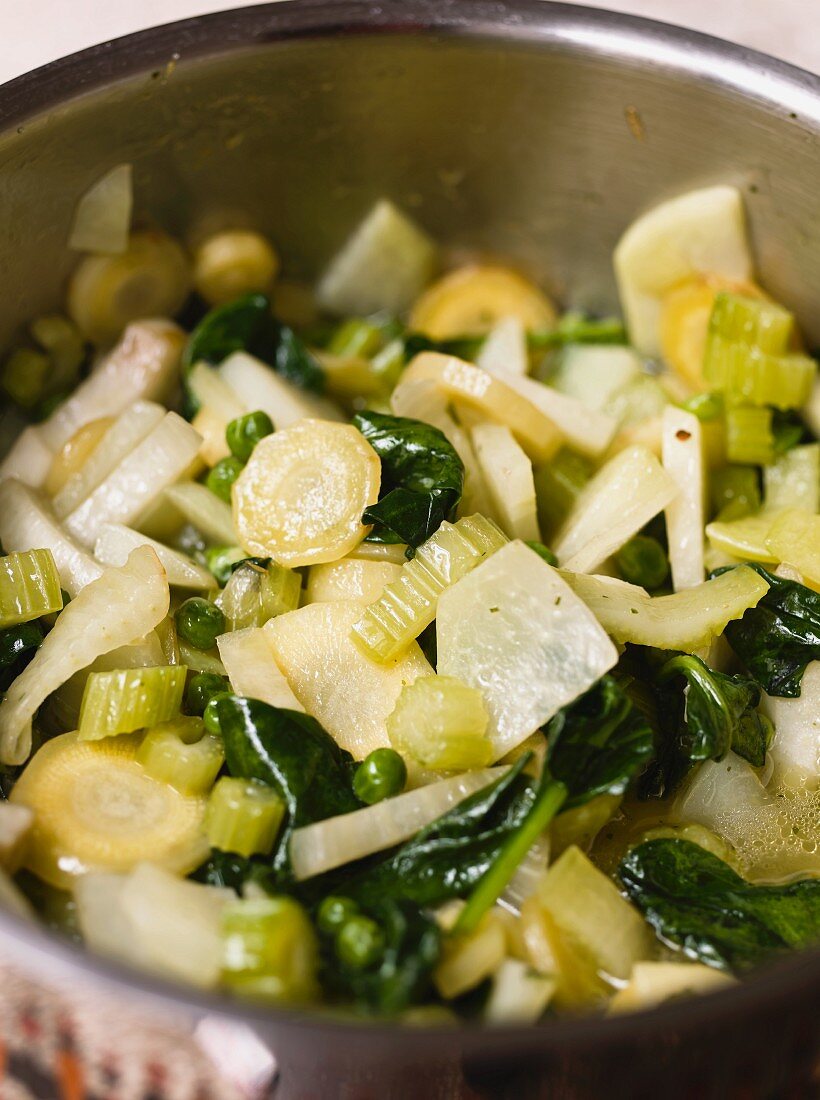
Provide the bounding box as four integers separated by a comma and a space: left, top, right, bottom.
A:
175, 597, 225, 651
226, 410, 274, 463
353, 748, 407, 805
614, 535, 669, 590
317, 896, 359, 935
203, 691, 233, 736
335, 915, 385, 970
206, 456, 245, 503
186, 672, 229, 716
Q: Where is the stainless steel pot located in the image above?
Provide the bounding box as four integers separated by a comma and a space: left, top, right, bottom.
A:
0, 3, 818, 1097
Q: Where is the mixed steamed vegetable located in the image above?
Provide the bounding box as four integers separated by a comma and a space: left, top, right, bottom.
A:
0, 175, 817, 1023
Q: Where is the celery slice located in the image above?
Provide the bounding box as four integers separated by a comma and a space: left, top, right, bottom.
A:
206, 777, 285, 858
137, 717, 224, 794
766, 509, 820, 586
763, 444, 820, 513
0, 549, 63, 628
387, 675, 493, 770
705, 339, 815, 410
78, 665, 186, 741
352, 514, 507, 662
725, 406, 774, 465
221, 896, 318, 1002
216, 560, 301, 631
707, 291, 794, 353
710, 465, 760, 520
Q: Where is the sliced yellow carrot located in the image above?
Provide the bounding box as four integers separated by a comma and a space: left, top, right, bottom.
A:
410, 265, 556, 338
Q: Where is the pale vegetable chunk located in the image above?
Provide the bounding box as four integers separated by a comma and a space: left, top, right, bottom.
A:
233, 420, 380, 567
0, 479, 103, 596
216, 628, 304, 712
553, 446, 677, 573
434, 912, 507, 999
497, 373, 618, 458
609, 962, 735, 1013
94, 524, 214, 589
705, 511, 780, 565
188, 362, 248, 465
476, 316, 529, 376
761, 663, 820, 786
410, 265, 555, 338
219, 351, 343, 427
68, 164, 133, 255
470, 423, 540, 541
163, 481, 236, 545
550, 345, 641, 412
290, 768, 505, 880
564, 567, 769, 652
485, 959, 557, 1023
0, 547, 169, 765
265, 601, 433, 759
0, 802, 33, 872
305, 558, 402, 605
64, 412, 202, 547
0, 426, 55, 489
400, 353, 562, 463
614, 185, 752, 355
437, 541, 618, 759
662, 406, 705, 590
766, 509, 820, 587
387, 675, 493, 769
317, 199, 438, 316
764, 444, 820, 514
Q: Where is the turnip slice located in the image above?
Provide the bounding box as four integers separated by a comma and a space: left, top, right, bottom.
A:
217, 627, 304, 712
550, 345, 641, 412
476, 316, 528, 377
496, 373, 617, 458
68, 164, 133, 255
188, 362, 248, 465
761, 662, 820, 786
162, 481, 236, 545
95, 523, 214, 590
662, 406, 705, 590
220, 351, 343, 429
470, 423, 539, 541
0, 426, 55, 488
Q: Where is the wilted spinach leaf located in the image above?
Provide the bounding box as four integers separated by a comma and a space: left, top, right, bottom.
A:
216, 696, 361, 875
715, 564, 820, 697
0, 621, 43, 693
657, 654, 772, 768
402, 332, 485, 363
620, 838, 820, 971
353, 411, 464, 551
190, 850, 276, 893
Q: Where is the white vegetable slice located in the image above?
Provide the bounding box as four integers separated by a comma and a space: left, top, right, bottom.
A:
399, 353, 563, 463
188, 362, 248, 465
662, 406, 705, 590
0, 546, 169, 765
290, 768, 505, 880
163, 481, 236, 544
94, 524, 214, 590
305, 558, 402, 605
437, 541, 617, 760
470, 423, 539, 541
614, 185, 752, 356
0, 426, 55, 488
64, 413, 202, 547
485, 959, 557, 1024
609, 962, 735, 1013
51, 401, 166, 519
232, 420, 380, 567
0, 479, 102, 596
564, 566, 769, 652
264, 601, 433, 759
763, 444, 820, 514
317, 199, 437, 316
761, 662, 820, 786
68, 164, 133, 255
216, 627, 304, 711
495, 373, 618, 458
476, 316, 528, 376
553, 446, 677, 572
219, 351, 343, 429
0, 802, 33, 872
550, 345, 642, 412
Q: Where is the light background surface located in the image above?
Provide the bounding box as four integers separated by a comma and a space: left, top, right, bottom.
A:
0, 0, 818, 84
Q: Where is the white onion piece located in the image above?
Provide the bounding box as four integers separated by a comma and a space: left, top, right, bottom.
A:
554, 445, 677, 573
662, 406, 705, 590
497, 372, 617, 459
0, 479, 102, 596
485, 959, 556, 1023
163, 481, 236, 544
761, 662, 820, 787
64, 412, 202, 547
95, 523, 214, 590
68, 164, 133, 255
0, 547, 168, 765
216, 627, 304, 712
219, 351, 342, 429
437, 541, 617, 760
476, 316, 528, 377
290, 768, 506, 880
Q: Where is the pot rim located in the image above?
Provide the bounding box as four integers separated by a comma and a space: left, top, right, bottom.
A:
0, 0, 818, 1050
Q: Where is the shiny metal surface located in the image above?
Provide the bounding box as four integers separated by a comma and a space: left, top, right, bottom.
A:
0, 3, 818, 1096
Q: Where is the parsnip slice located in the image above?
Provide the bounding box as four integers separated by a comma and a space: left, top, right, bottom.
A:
495, 372, 617, 458
410, 265, 556, 338
0, 547, 169, 765
470, 423, 539, 540
662, 406, 705, 590
216, 627, 304, 712
553, 446, 677, 572
188, 362, 248, 465
399, 353, 562, 463
163, 481, 236, 545
264, 601, 433, 759
609, 962, 734, 1013
233, 420, 380, 567
219, 351, 343, 429
437, 541, 617, 760
306, 558, 402, 604
614, 185, 752, 356
94, 523, 214, 590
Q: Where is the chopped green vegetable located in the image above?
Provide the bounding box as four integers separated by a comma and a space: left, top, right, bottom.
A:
681, 392, 723, 422
619, 838, 820, 970
353, 748, 407, 805
215, 559, 301, 631
335, 913, 385, 970
175, 598, 226, 651
317, 895, 359, 934
221, 895, 319, 1001
185, 672, 229, 716
725, 406, 774, 465
0, 549, 63, 630
615, 535, 669, 590
710, 465, 760, 520
137, 717, 224, 794
206, 456, 244, 503
0, 621, 43, 692
202, 692, 231, 736
387, 675, 493, 770
533, 448, 593, 539
78, 666, 186, 741
207, 776, 286, 858
353, 411, 464, 550
327, 317, 385, 359
226, 410, 274, 462
204, 545, 246, 587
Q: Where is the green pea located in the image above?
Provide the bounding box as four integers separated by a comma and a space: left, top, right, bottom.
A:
203, 691, 232, 736
226, 410, 274, 463
206, 456, 245, 503
186, 672, 228, 716
614, 535, 669, 590
317, 896, 359, 935
204, 545, 246, 587
175, 597, 225, 651
335, 915, 385, 970
353, 748, 407, 805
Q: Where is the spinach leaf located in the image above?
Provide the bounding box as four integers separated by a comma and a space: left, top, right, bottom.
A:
190, 850, 276, 893
0, 621, 43, 693
715, 564, 820, 697
402, 333, 485, 363
322, 900, 441, 1015
216, 696, 361, 875
657, 654, 772, 768
620, 838, 820, 971
353, 411, 464, 550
